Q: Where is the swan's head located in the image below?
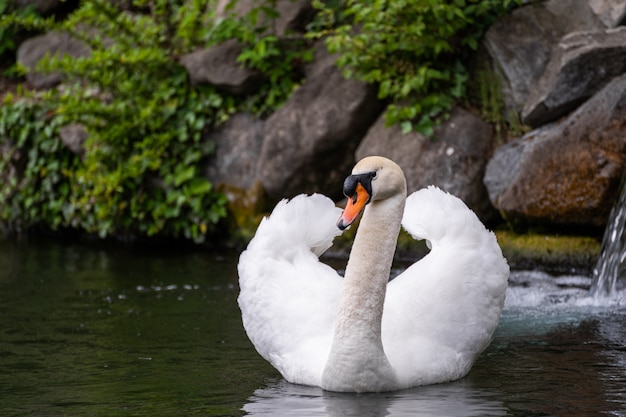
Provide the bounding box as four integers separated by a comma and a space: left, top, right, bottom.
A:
337, 156, 407, 230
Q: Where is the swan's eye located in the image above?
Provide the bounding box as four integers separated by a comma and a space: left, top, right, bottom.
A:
371, 171, 378, 180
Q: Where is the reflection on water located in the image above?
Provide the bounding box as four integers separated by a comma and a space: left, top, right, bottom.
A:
0, 238, 270, 416
0, 239, 625, 416
245, 380, 506, 417
244, 311, 626, 417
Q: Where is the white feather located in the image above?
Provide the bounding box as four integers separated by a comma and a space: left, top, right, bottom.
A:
384, 186, 508, 387
238, 194, 344, 386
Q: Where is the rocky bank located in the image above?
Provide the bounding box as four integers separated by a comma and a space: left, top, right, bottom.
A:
5, 0, 626, 243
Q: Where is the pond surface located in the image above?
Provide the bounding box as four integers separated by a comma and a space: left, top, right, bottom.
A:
1, 238, 625, 416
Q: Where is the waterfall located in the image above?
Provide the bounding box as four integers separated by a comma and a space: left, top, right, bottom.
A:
591, 169, 626, 297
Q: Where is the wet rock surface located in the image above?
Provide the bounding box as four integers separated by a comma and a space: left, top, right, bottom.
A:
485, 74, 626, 228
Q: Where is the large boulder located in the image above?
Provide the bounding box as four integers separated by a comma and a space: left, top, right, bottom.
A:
483, 0, 602, 118
484, 74, 626, 229
522, 27, 626, 127
180, 39, 264, 95
257, 44, 384, 202
17, 31, 91, 89
356, 107, 497, 222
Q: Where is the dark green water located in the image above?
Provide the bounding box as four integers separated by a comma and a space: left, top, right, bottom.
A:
1, 239, 625, 416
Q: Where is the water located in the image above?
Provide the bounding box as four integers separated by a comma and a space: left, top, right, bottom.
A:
1, 239, 625, 416
592, 169, 626, 296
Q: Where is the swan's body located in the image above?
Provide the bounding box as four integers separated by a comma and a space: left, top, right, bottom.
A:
238, 156, 508, 392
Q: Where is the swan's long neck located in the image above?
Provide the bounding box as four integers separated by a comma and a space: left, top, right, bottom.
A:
340, 197, 404, 336
321, 194, 405, 392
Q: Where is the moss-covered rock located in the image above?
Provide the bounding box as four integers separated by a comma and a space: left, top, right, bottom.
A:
494, 230, 601, 274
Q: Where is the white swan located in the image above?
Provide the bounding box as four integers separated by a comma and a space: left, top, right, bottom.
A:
238, 156, 508, 392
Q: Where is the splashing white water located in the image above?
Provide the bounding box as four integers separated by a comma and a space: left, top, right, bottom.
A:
591, 170, 626, 297
507, 270, 625, 311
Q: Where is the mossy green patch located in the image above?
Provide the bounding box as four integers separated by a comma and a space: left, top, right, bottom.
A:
495, 230, 601, 274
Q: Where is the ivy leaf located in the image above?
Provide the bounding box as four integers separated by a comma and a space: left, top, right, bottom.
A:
173, 165, 195, 187
185, 178, 212, 196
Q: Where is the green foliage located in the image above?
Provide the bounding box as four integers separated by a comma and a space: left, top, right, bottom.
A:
465, 62, 530, 142
0, 97, 75, 231
0, 0, 38, 58
310, 0, 519, 136
0, 0, 310, 242
237, 34, 312, 115
0, 0, 522, 241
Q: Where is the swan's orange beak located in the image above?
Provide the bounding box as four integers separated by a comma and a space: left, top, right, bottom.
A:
337, 183, 370, 230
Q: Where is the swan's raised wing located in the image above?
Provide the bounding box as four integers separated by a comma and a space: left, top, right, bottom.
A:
238, 194, 344, 386
383, 186, 509, 387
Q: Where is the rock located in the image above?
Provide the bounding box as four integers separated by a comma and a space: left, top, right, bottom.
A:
59, 123, 88, 156
258, 61, 384, 202
304, 40, 339, 80
589, 0, 626, 27
203, 113, 264, 191
180, 39, 264, 95
356, 107, 497, 222
484, 74, 626, 229
483, 0, 602, 117
216, 0, 314, 35
202, 113, 266, 231
522, 27, 626, 127
16, 31, 91, 89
